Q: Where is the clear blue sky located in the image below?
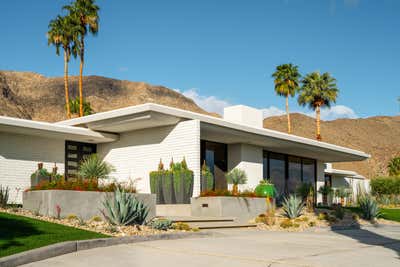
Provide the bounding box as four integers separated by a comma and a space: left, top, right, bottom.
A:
0, 0, 399, 119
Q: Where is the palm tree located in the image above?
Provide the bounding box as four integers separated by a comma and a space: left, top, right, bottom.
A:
298, 72, 338, 140
272, 64, 301, 134
47, 15, 79, 119
64, 0, 99, 117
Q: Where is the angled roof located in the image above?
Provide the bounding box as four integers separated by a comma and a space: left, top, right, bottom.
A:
57, 103, 370, 162
0, 116, 118, 143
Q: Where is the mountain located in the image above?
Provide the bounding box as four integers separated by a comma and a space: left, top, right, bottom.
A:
0, 71, 212, 122
1, 71, 398, 178
264, 113, 400, 178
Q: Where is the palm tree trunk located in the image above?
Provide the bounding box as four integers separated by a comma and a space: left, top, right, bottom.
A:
286, 95, 291, 134
79, 36, 85, 117
316, 105, 321, 140
63, 51, 71, 119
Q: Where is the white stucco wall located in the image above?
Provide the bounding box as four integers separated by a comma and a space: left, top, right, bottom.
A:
227, 144, 263, 190
97, 119, 201, 196
316, 160, 326, 204
331, 176, 370, 204
0, 132, 65, 203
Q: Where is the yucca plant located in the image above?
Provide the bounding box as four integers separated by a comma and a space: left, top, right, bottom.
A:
78, 154, 115, 181
226, 168, 247, 195
358, 194, 381, 221
0, 185, 10, 208
282, 194, 305, 219
101, 188, 149, 226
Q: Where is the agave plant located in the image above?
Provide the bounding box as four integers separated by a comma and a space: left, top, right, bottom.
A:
78, 154, 115, 181
101, 188, 149, 226
282, 194, 305, 219
0, 185, 9, 208
226, 168, 247, 195
358, 194, 381, 221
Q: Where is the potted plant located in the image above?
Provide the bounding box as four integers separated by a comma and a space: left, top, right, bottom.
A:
255, 180, 276, 199
318, 185, 333, 206
225, 168, 247, 196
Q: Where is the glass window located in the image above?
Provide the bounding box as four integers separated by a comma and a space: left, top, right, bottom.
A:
288, 156, 302, 194
269, 153, 286, 197
201, 141, 227, 190
302, 158, 315, 184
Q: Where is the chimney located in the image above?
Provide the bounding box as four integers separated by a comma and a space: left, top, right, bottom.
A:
223, 105, 263, 128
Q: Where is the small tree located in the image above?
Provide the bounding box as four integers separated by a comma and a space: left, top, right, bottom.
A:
387, 156, 400, 176
78, 154, 115, 181
226, 168, 247, 195
318, 185, 333, 206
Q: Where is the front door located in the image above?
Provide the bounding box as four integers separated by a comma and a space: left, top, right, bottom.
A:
65, 141, 97, 179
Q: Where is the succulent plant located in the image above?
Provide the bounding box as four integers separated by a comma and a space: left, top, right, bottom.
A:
0, 185, 9, 208
282, 194, 305, 219
102, 188, 149, 226
358, 194, 381, 221
78, 154, 115, 181
149, 218, 173, 230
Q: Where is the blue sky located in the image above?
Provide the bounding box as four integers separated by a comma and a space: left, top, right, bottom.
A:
0, 0, 399, 119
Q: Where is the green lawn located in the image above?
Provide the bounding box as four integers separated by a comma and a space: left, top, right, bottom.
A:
0, 212, 109, 258
381, 208, 400, 222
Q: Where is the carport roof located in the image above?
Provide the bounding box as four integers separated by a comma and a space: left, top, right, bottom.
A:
0, 116, 118, 143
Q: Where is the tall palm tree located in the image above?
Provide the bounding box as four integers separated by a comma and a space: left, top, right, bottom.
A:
64, 0, 99, 117
272, 64, 301, 134
298, 72, 338, 140
47, 15, 78, 119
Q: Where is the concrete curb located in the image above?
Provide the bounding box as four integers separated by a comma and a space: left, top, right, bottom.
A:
0, 231, 212, 267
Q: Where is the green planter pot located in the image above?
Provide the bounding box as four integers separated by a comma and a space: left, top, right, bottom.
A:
255, 183, 276, 198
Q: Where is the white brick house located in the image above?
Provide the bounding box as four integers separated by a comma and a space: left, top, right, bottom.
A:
0, 103, 370, 203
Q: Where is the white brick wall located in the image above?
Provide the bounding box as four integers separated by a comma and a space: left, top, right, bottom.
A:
0, 132, 65, 203
97, 120, 201, 196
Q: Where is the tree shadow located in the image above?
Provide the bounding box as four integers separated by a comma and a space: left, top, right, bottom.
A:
0, 215, 43, 251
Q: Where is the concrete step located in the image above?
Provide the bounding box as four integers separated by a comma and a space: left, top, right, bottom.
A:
186, 221, 257, 229
162, 216, 235, 223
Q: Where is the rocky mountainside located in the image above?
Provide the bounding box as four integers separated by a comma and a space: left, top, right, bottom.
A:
264, 113, 400, 178
0, 71, 212, 122
1, 71, 398, 178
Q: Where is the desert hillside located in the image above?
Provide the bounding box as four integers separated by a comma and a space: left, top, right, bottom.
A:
1, 71, 398, 178
264, 113, 400, 178
0, 71, 212, 122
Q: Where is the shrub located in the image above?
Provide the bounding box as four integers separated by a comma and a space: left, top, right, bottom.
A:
308, 221, 316, 227
0, 185, 10, 208
29, 179, 136, 193
101, 188, 149, 226
387, 156, 400, 176
172, 222, 191, 231
78, 154, 115, 181
199, 189, 258, 198
333, 205, 345, 220
280, 219, 300, 228
90, 215, 103, 222
282, 194, 305, 219
150, 219, 173, 230
226, 168, 247, 195
358, 195, 381, 220
371, 176, 400, 196
66, 214, 78, 221
318, 212, 328, 220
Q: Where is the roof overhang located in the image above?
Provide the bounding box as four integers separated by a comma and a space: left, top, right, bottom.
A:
57, 103, 370, 162
0, 116, 118, 143
325, 168, 365, 179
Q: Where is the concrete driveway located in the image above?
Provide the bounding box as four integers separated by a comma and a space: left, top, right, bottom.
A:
24, 225, 400, 267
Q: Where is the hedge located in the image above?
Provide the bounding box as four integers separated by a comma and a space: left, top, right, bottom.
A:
370, 176, 400, 196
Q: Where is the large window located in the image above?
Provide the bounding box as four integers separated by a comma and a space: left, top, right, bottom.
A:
201, 140, 228, 190
263, 151, 316, 198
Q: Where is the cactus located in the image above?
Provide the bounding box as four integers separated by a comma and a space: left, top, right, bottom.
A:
162, 170, 175, 204
150, 170, 164, 204
201, 161, 214, 192
173, 160, 194, 204
0, 185, 10, 208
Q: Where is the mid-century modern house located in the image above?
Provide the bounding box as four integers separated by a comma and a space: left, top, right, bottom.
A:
0, 103, 370, 203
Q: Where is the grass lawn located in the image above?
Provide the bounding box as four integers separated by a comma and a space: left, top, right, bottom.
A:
0, 212, 109, 258
381, 208, 400, 222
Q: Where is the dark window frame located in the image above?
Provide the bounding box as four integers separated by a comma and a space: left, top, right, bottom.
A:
263, 150, 317, 198
65, 141, 97, 180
